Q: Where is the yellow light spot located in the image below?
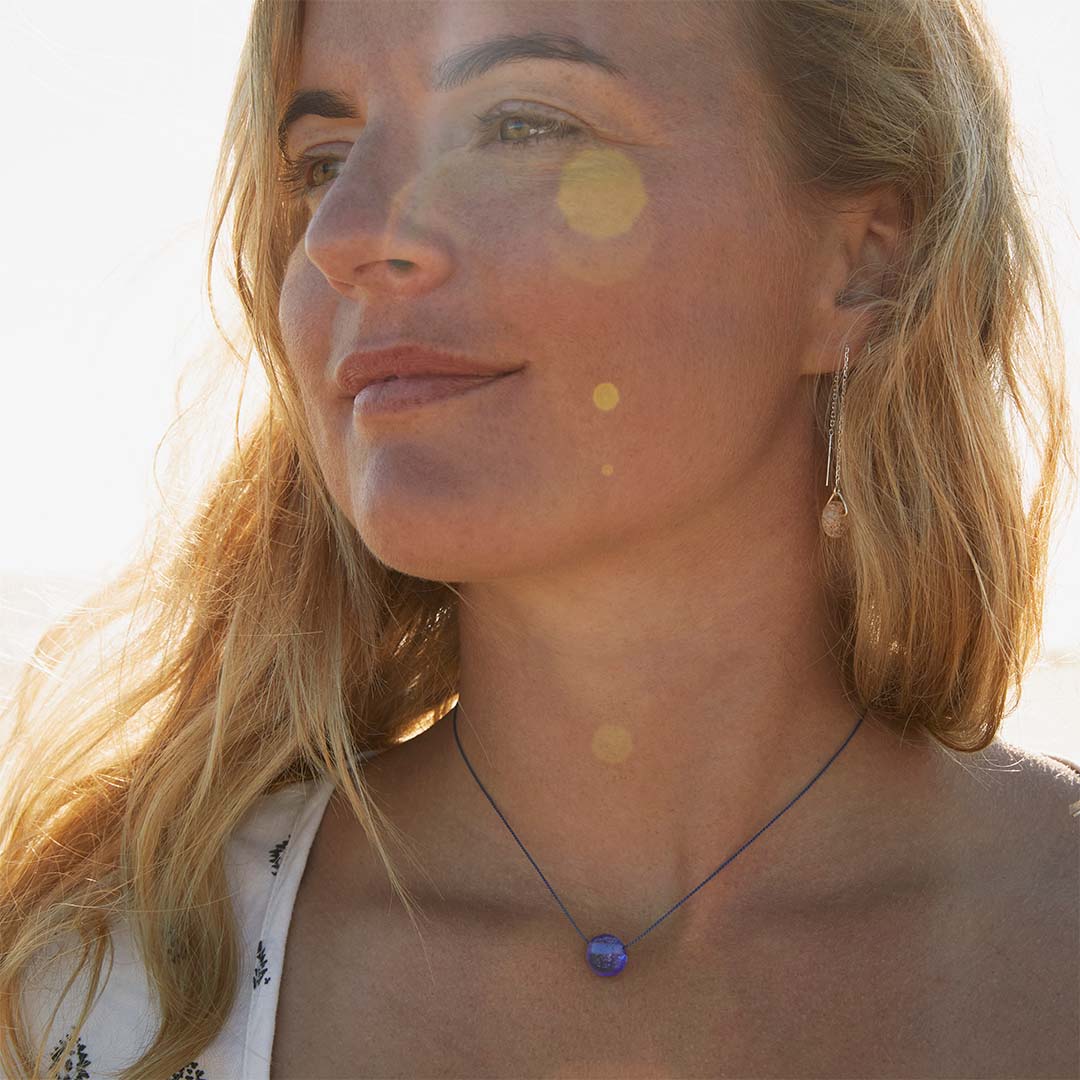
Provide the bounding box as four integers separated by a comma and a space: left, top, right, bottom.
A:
557, 148, 647, 239
600, 463, 614, 476
593, 383, 620, 411
591, 724, 633, 766
542, 147, 653, 287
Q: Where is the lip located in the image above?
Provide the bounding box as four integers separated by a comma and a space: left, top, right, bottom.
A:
352, 371, 519, 419
334, 343, 524, 397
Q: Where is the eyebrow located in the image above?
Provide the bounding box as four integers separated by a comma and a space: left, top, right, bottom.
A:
277, 30, 628, 152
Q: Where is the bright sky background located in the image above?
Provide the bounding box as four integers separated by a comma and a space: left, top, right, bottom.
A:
1, 2, 1078, 755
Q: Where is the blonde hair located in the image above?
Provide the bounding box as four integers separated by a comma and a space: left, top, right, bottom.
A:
0, 0, 1073, 1075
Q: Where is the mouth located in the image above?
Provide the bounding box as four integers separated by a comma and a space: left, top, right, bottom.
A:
352, 370, 520, 419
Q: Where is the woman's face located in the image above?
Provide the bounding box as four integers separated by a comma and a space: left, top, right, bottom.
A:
279, 1, 825, 582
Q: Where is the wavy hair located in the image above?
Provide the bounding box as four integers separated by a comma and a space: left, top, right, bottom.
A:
0, 0, 1073, 1076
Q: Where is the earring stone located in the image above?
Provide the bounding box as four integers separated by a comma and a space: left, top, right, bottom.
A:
821, 489, 848, 538
821, 343, 851, 539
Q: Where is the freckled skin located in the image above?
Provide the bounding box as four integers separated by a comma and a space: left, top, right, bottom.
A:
277, 0, 908, 932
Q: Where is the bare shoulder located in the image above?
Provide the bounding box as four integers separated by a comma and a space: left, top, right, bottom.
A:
951, 736, 1080, 839
944, 738, 1077, 994
988, 736, 1080, 796
934, 737, 1079, 888
901, 736, 1078, 1076
1022, 742, 1080, 840
1001, 740, 1080, 903
1026, 743, 1080, 809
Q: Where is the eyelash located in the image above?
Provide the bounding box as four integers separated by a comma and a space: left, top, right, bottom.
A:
278, 106, 584, 201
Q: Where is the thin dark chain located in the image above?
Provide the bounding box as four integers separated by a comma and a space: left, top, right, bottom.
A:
451, 703, 868, 951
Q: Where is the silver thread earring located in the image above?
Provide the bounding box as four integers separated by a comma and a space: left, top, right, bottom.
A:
821, 342, 850, 539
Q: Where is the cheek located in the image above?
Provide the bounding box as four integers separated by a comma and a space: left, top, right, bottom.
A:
277, 256, 338, 394
278, 254, 312, 363
276, 260, 354, 488
638, 152, 803, 398
544, 163, 803, 494
443, 147, 797, 446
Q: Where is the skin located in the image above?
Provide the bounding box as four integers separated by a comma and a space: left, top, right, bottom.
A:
278, 1, 913, 950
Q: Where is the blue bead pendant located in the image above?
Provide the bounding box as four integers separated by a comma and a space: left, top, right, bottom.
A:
586, 933, 628, 976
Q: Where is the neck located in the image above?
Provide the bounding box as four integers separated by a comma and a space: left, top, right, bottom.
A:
397, 490, 937, 947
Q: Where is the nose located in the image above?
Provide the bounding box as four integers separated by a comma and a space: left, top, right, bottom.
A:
300, 132, 455, 300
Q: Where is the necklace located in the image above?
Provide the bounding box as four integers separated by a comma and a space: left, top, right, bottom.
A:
451, 702, 867, 977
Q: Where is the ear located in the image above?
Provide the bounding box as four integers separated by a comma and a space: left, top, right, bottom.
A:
798, 185, 904, 376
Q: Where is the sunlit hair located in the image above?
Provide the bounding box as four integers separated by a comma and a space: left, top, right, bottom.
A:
1, 0, 1073, 1076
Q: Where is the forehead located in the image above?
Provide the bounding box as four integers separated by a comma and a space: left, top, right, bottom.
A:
294, 0, 738, 100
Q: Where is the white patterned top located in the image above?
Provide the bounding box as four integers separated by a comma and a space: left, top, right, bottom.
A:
19, 753, 383, 1080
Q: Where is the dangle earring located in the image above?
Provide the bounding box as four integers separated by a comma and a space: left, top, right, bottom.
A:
821, 342, 850, 539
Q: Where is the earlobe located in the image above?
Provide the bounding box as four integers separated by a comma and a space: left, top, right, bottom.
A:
800, 187, 902, 377
840, 204, 901, 307
835, 281, 882, 307
815, 192, 902, 371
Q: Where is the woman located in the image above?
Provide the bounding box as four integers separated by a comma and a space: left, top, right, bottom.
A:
2, 1, 1077, 1077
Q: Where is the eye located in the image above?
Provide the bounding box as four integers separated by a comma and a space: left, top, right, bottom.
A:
472, 104, 585, 152
278, 103, 586, 202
